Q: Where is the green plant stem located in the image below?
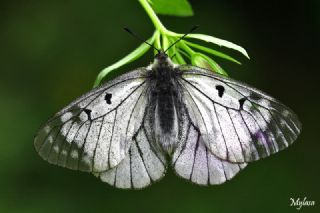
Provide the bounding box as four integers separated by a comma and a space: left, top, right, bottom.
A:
178, 49, 191, 59
162, 35, 170, 51
178, 41, 195, 55
139, 0, 168, 34
154, 30, 161, 54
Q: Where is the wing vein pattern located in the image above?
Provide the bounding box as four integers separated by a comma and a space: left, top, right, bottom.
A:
177, 66, 301, 164
34, 64, 301, 189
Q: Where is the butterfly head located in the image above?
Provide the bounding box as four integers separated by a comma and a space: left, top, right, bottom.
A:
155, 51, 168, 61
152, 51, 175, 69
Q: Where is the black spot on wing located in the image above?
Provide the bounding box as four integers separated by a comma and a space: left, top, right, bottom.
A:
215, 85, 225, 98
105, 93, 112, 104
84, 109, 92, 120
239, 98, 247, 109
249, 92, 262, 101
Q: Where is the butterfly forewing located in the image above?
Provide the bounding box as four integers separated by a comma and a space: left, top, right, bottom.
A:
178, 65, 301, 163
34, 69, 150, 172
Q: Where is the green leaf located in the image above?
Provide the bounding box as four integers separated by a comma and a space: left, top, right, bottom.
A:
185, 33, 250, 59
191, 52, 228, 76
184, 41, 241, 65
148, 0, 194, 17
93, 31, 158, 87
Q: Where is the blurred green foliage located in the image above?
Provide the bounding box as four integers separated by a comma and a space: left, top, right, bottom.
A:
0, 0, 319, 213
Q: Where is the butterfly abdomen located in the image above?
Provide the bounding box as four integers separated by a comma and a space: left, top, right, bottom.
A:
151, 64, 180, 153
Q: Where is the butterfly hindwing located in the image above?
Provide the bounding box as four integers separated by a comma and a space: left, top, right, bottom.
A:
34, 69, 150, 172
97, 126, 167, 189
177, 65, 301, 163
172, 115, 247, 185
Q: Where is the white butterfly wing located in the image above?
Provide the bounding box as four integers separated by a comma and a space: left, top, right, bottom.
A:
96, 127, 167, 189
177, 66, 301, 164
172, 121, 247, 185
34, 69, 150, 172
35, 60, 301, 188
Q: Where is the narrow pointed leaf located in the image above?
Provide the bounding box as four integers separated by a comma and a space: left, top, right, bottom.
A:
184, 41, 241, 64
185, 33, 250, 59
93, 32, 157, 87
192, 52, 228, 76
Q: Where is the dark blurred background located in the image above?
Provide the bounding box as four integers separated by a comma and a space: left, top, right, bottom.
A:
0, 0, 319, 212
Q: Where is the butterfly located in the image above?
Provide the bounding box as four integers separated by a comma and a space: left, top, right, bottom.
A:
34, 51, 301, 189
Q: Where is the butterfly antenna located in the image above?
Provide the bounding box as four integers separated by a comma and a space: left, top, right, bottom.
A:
123, 27, 160, 53
164, 25, 199, 53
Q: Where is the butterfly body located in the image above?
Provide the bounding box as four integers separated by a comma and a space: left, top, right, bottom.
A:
35, 52, 301, 189
148, 52, 183, 153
